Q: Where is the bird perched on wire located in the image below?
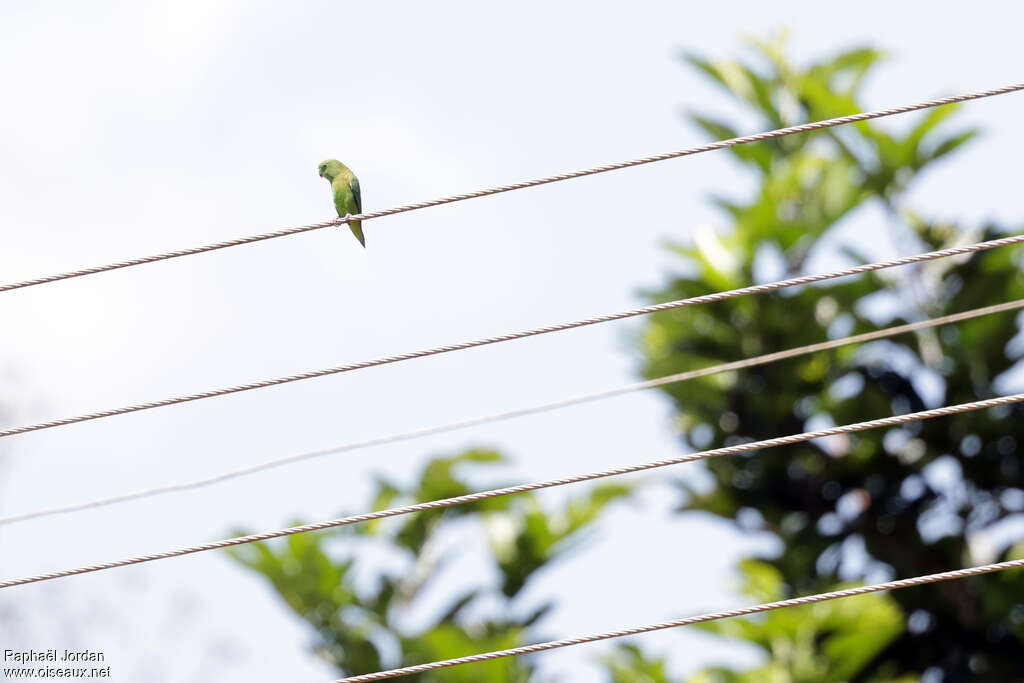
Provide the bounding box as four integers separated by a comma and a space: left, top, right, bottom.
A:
318, 159, 364, 247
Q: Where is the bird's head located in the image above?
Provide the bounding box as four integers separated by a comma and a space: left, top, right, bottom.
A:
318, 159, 344, 181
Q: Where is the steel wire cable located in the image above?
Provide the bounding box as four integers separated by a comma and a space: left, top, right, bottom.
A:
3, 298, 1021, 526
333, 558, 1024, 682
1, 391, 1021, 590
2, 234, 1022, 441
1, 83, 1021, 295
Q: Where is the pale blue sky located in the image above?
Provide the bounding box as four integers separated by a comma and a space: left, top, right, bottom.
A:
1, 1, 1022, 681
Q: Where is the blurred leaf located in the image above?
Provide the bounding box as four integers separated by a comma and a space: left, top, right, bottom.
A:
603, 643, 674, 683
689, 114, 773, 173
490, 482, 634, 597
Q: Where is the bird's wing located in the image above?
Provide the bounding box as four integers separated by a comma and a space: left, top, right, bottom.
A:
348, 176, 362, 214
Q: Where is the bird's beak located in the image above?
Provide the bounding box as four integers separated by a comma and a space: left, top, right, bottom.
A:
318, 169, 324, 178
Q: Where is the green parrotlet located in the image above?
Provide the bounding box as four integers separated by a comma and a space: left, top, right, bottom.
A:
318, 159, 364, 247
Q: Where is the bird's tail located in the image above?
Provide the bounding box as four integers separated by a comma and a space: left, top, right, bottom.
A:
348, 220, 366, 248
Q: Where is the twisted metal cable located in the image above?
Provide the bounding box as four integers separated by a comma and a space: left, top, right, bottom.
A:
334, 558, 1024, 682
1, 391, 1020, 590
2, 83, 1022, 295
4, 298, 1021, 526
2, 234, 1022, 440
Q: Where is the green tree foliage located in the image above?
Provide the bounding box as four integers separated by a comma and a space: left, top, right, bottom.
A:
688, 562, 907, 683
229, 449, 631, 680
630, 37, 1024, 680
605, 560, 914, 683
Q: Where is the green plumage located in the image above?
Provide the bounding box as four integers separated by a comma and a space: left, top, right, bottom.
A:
318, 159, 364, 247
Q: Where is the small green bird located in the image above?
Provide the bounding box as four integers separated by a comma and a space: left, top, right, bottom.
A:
318, 159, 364, 247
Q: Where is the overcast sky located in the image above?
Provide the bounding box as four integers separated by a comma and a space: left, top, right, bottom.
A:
1, 1, 1022, 681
